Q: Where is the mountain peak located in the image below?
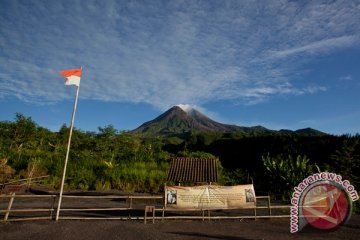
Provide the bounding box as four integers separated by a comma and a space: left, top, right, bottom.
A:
177, 104, 195, 113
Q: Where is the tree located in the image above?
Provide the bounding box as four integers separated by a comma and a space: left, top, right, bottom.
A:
331, 138, 360, 189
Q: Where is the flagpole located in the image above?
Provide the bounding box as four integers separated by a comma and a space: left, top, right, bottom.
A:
56, 68, 81, 221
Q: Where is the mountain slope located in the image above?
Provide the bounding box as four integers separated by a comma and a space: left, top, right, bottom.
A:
131, 106, 271, 138
131, 105, 328, 139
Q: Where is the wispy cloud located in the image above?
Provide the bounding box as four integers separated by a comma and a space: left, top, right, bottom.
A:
339, 75, 353, 81
267, 36, 358, 59
337, 74, 360, 89
1, 0, 359, 110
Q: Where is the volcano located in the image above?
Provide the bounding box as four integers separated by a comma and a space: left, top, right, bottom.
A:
131, 105, 273, 138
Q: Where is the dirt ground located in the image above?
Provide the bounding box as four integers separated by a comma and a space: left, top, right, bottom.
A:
1, 215, 360, 240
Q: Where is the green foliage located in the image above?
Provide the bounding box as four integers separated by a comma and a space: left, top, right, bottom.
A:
109, 160, 168, 192
1, 113, 360, 201
262, 154, 320, 201
176, 150, 215, 158
330, 138, 360, 185
0, 114, 171, 192
219, 168, 248, 186
330, 138, 360, 212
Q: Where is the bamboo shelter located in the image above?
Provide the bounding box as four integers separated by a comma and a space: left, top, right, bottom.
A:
166, 157, 218, 185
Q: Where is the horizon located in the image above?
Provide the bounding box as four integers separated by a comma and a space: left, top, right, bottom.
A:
2, 104, 352, 136
1, 1, 359, 135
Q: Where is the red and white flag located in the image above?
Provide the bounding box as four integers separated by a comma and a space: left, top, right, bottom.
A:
59, 68, 82, 86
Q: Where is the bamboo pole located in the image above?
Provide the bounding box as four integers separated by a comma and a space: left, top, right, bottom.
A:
4, 192, 15, 221
56, 82, 81, 221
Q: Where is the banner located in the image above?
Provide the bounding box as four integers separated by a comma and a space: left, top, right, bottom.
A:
165, 184, 256, 210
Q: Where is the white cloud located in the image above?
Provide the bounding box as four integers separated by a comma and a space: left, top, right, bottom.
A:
1, 0, 359, 110
177, 104, 197, 113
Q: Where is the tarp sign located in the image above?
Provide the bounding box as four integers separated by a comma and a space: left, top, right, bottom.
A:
165, 184, 256, 209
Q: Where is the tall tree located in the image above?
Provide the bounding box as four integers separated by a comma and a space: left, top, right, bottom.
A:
331, 138, 360, 188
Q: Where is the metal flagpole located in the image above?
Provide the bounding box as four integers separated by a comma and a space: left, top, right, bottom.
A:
56, 68, 81, 221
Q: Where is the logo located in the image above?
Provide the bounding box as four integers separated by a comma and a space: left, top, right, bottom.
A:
290, 172, 358, 233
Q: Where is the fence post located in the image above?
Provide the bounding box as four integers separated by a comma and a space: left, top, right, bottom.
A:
254, 198, 257, 220
267, 195, 271, 216
50, 195, 57, 220
4, 192, 16, 221
144, 206, 155, 224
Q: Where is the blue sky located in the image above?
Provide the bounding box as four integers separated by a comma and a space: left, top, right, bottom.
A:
1, 0, 359, 135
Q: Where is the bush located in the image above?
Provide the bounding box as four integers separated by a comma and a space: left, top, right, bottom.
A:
262, 154, 319, 201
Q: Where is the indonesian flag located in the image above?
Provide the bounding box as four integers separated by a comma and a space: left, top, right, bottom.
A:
59, 68, 82, 86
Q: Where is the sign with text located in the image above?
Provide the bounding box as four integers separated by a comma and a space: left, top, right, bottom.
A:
165, 184, 255, 210
2, 184, 26, 194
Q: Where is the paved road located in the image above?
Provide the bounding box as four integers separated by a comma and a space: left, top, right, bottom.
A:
1, 190, 359, 239
1, 216, 360, 240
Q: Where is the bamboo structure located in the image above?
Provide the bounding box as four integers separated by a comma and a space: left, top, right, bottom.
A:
0, 193, 290, 222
